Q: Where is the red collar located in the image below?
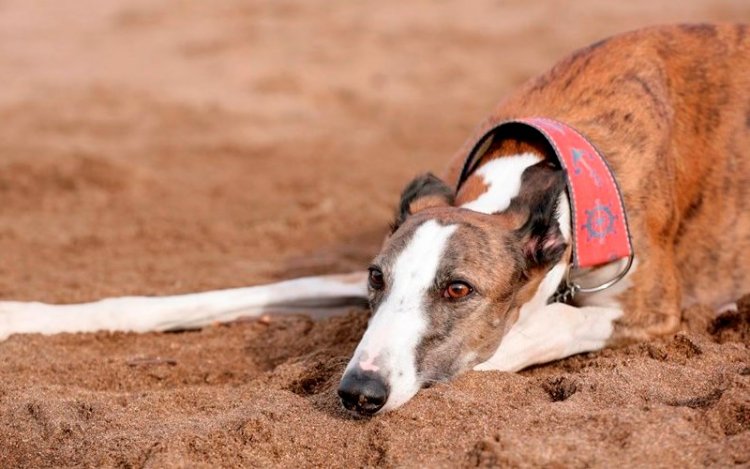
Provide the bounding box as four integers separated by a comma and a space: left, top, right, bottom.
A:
456, 117, 634, 297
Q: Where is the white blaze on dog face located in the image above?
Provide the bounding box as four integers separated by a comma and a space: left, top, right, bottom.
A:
343, 210, 547, 412
341, 161, 570, 413
345, 219, 458, 411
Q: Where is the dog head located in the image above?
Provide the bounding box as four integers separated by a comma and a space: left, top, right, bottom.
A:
338, 157, 570, 415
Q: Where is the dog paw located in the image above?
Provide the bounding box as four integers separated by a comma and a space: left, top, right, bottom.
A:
0, 301, 48, 341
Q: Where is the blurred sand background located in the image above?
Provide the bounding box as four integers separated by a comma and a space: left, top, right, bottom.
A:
0, 1, 748, 466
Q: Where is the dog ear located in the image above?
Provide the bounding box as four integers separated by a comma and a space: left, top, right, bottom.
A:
511, 163, 568, 270
393, 173, 454, 230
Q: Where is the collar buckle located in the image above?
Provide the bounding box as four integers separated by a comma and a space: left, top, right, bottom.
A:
549, 253, 635, 304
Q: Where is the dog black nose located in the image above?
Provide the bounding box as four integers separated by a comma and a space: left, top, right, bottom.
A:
337, 371, 389, 415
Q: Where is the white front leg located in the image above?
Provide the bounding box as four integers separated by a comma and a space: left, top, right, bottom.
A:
474, 302, 622, 372
0, 272, 367, 341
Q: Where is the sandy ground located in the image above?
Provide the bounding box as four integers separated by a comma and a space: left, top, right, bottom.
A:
0, 0, 748, 466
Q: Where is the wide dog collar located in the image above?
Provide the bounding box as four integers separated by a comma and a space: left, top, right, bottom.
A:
456, 117, 634, 302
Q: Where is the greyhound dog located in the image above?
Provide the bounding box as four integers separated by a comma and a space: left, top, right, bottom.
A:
1, 24, 748, 415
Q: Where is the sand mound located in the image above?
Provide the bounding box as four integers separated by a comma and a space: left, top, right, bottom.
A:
1, 300, 748, 466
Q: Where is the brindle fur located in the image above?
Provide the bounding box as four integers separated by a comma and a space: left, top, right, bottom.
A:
437, 24, 750, 343
365, 24, 749, 394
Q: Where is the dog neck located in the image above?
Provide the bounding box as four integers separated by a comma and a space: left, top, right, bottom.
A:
454, 146, 573, 306
457, 153, 544, 214
455, 134, 553, 206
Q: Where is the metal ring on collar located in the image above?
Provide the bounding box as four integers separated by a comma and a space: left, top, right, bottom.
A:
566, 253, 635, 296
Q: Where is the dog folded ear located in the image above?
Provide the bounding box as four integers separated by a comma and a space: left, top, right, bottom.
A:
510, 163, 568, 270
393, 173, 454, 230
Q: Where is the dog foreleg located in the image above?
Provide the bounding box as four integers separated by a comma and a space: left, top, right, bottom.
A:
473, 302, 622, 372
0, 272, 368, 341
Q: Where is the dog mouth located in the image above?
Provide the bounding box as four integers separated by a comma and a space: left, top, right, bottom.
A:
337, 354, 472, 415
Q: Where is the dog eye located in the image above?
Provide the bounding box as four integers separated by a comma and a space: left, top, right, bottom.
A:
368, 267, 385, 291
444, 281, 473, 300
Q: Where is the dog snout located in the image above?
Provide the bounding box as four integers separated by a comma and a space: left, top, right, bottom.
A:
337, 371, 389, 415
